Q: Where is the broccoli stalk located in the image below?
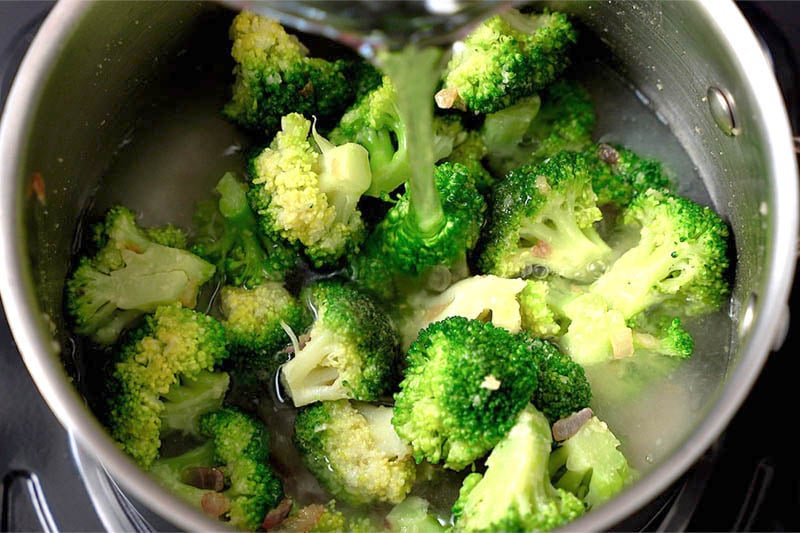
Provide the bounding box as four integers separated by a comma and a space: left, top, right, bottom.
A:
294, 400, 416, 505
452, 405, 585, 532
280, 280, 400, 407
150, 408, 284, 531
159, 371, 231, 436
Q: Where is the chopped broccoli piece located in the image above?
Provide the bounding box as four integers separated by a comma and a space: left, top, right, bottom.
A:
483, 80, 596, 177
223, 11, 367, 136
66, 206, 216, 345
160, 370, 231, 436
278, 500, 374, 533
437, 9, 576, 114
557, 292, 634, 365
590, 189, 730, 319
588, 143, 673, 209
218, 281, 311, 364
392, 316, 539, 470
629, 313, 694, 359
549, 416, 635, 509
191, 172, 299, 288
518, 279, 571, 338
106, 304, 229, 467
451, 405, 585, 532
150, 407, 283, 531
248, 113, 372, 267
294, 400, 416, 505
524, 336, 591, 422
144, 224, 188, 248
280, 280, 400, 407
385, 496, 446, 532
477, 151, 611, 282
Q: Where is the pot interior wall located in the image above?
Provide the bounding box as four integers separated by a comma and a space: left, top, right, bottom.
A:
12, 0, 782, 528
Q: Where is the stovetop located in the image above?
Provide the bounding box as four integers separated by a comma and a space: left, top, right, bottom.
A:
0, 1, 798, 532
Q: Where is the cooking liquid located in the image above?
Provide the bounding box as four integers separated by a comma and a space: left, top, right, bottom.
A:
75, 22, 734, 527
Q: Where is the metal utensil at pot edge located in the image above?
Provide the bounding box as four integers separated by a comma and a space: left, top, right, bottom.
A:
0, 1, 796, 531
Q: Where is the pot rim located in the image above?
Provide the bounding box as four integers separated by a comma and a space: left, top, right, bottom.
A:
0, 0, 796, 531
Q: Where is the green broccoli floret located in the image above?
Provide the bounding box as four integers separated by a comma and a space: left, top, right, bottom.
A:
218, 281, 311, 364
557, 291, 634, 366
385, 496, 446, 532
392, 316, 539, 470
525, 336, 591, 422
150, 407, 283, 531
483, 80, 596, 177
280, 280, 400, 407
191, 172, 299, 288
66, 206, 216, 345
222, 11, 370, 136
549, 416, 635, 509
451, 405, 585, 532
160, 370, 231, 436
588, 143, 673, 209
399, 275, 528, 350
518, 278, 573, 338
294, 400, 416, 505
629, 313, 694, 359
437, 9, 576, 114
590, 189, 730, 319
477, 151, 611, 282
248, 113, 372, 267
106, 304, 229, 467
144, 224, 188, 248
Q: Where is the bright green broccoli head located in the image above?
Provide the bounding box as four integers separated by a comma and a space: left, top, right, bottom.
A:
438, 9, 576, 114
281, 280, 401, 407
629, 313, 695, 359
588, 143, 673, 209
191, 172, 299, 288
248, 112, 372, 268
67, 206, 216, 345
550, 416, 635, 509
526, 336, 592, 422
222, 11, 367, 136
150, 407, 283, 531
591, 189, 730, 319
392, 316, 539, 470
452, 404, 585, 532
107, 304, 229, 467
371, 161, 486, 278
483, 80, 596, 177
477, 150, 611, 282
294, 400, 416, 505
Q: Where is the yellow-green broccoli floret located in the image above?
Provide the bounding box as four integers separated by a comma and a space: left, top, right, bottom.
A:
248, 113, 372, 268
106, 304, 229, 467
452, 405, 585, 532
149, 407, 283, 531
66, 206, 216, 345
280, 280, 400, 407
438, 9, 576, 114
549, 416, 636, 509
294, 400, 416, 505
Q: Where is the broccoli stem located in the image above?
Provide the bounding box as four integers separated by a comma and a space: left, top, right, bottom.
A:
379, 46, 446, 237
281, 328, 342, 405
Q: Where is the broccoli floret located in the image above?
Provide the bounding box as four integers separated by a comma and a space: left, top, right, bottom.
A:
437, 9, 576, 114
385, 496, 446, 532
248, 113, 372, 267
281, 280, 400, 407
399, 275, 528, 349
160, 370, 231, 436
294, 400, 416, 505
144, 224, 188, 248
150, 407, 283, 531
525, 336, 591, 423
477, 151, 611, 282
218, 281, 311, 364
557, 292, 634, 365
392, 316, 539, 470
629, 313, 694, 359
191, 172, 299, 288
483, 80, 596, 177
549, 416, 635, 509
444, 127, 495, 193
273, 500, 374, 533
451, 405, 585, 532
518, 279, 571, 338
222, 11, 366, 136
588, 143, 673, 209
590, 189, 730, 319
106, 304, 229, 467
66, 206, 216, 345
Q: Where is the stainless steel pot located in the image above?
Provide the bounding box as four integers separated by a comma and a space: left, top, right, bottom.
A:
0, 0, 796, 530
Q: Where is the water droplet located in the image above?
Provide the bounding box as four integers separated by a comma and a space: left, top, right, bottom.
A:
586, 260, 607, 277
645, 454, 654, 463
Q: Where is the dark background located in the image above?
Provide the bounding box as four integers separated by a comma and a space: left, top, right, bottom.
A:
0, 1, 798, 531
